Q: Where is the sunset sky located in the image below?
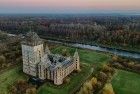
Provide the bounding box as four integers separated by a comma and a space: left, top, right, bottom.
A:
0, 0, 140, 13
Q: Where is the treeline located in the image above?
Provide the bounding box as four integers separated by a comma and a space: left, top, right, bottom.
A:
110, 56, 140, 73
43, 24, 140, 47
0, 15, 140, 50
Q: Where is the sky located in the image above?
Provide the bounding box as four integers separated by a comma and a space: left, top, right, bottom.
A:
0, 0, 140, 14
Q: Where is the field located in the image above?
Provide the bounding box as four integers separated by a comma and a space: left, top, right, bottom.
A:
112, 69, 140, 94
0, 45, 111, 94
0, 66, 27, 94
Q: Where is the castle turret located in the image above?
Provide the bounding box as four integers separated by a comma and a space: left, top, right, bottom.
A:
21, 32, 44, 77
73, 49, 80, 70
45, 44, 51, 54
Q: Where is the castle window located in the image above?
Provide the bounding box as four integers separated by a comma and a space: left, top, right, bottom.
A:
38, 51, 41, 61
39, 65, 41, 77
44, 69, 46, 78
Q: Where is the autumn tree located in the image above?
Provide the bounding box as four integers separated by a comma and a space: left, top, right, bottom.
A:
102, 83, 115, 94
26, 87, 37, 94
0, 55, 6, 68
62, 49, 70, 56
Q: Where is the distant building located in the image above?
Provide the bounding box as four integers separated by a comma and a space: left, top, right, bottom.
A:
21, 32, 80, 85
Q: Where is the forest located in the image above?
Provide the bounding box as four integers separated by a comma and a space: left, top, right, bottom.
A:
0, 14, 140, 51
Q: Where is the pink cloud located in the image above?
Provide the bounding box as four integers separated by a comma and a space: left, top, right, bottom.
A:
0, 0, 140, 11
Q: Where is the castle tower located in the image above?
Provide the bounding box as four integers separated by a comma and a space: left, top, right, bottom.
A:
73, 49, 80, 70
45, 44, 51, 54
21, 32, 44, 77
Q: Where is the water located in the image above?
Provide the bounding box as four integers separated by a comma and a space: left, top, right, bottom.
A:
48, 40, 140, 59
72, 43, 140, 59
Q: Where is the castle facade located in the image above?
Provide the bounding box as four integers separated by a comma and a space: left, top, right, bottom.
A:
21, 32, 80, 85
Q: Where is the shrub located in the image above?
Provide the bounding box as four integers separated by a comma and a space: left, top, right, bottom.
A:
63, 77, 71, 84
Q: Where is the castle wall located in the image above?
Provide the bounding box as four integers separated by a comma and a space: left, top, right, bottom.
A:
54, 68, 63, 85
38, 64, 46, 80
54, 62, 76, 85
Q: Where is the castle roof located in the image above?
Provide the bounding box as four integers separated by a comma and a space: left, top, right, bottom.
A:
45, 45, 51, 54
41, 54, 73, 71
21, 32, 43, 46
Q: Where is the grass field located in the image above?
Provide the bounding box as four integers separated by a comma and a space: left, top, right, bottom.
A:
0, 66, 27, 94
112, 69, 140, 94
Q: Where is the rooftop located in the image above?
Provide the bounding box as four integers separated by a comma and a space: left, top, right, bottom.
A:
43, 54, 73, 70
21, 32, 43, 46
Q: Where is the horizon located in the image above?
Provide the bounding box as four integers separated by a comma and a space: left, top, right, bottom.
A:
0, 0, 140, 14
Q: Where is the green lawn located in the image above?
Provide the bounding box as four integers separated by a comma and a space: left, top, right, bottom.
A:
112, 69, 140, 94
0, 66, 27, 94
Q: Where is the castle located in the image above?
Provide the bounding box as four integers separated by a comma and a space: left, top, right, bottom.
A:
21, 32, 80, 85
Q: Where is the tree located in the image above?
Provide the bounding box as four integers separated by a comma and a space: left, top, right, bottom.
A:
78, 81, 93, 94
0, 55, 6, 67
102, 64, 115, 75
26, 87, 37, 94
63, 77, 70, 84
102, 83, 115, 94
10, 86, 17, 94
98, 72, 108, 82
112, 55, 118, 62
82, 86, 89, 94
90, 77, 97, 88
16, 79, 28, 94
84, 82, 93, 91
96, 81, 102, 89
62, 49, 70, 56
127, 61, 135, 68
